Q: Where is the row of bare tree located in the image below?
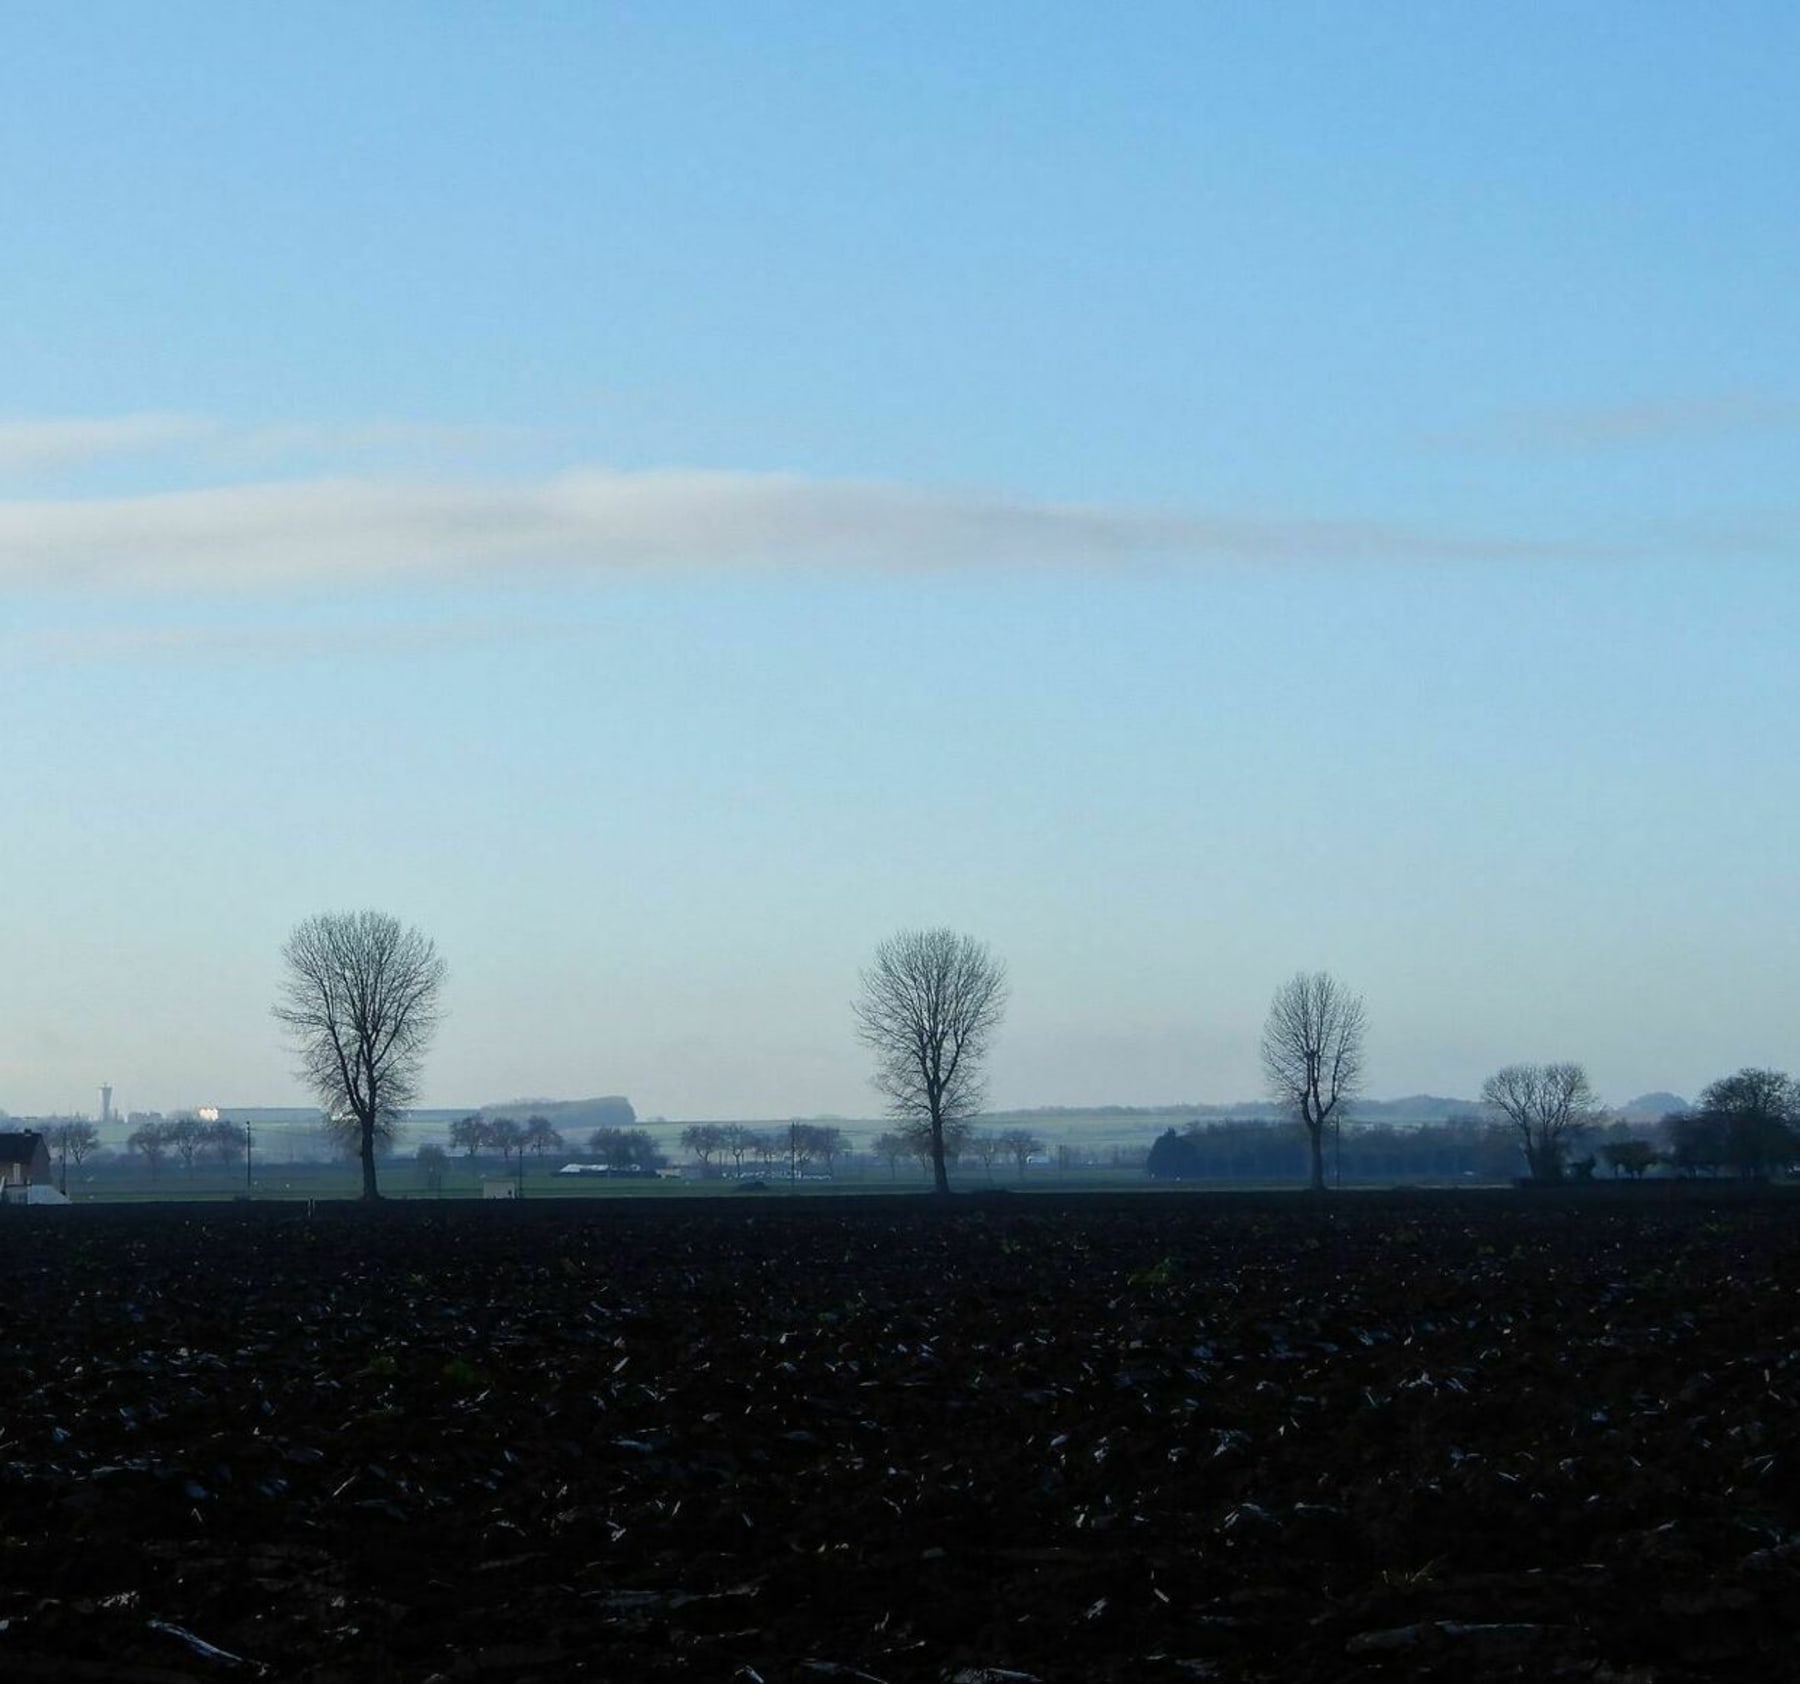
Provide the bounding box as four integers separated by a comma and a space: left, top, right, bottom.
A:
1476, 1063, 1800, 1183
272, 914, 1022, 1199
445, 1113, 565, 1168
124, 1115, 246, 1177
679, 1121, 847, 1177
868, 1125, 1046, 1180
269, 908, 1794, 1201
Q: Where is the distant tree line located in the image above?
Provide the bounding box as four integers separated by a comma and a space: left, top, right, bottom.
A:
1663, 1070, 1800, 1180
438, 1114, 670, 1174
865, 1123, 1045, 1182
585, 1126, 667, 1171
1142, 1066, 1800, 1187
680, 1122, 847, 1177
447, 1113, 566, 1171
124, 1115, 246, 1178
1146, 1116, 1519, 1185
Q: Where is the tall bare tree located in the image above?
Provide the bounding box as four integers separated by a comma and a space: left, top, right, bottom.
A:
1690, 1068, 1797, 1181
854, 927, 1007, 1195
169, 1115, 207, 1175
48, 1119, 100, 1194
486, 1116, 523, 1176
274, 910, 446, 1201
870, 1130, 911, 1178
997, 1127, 1044, 1180
1261, 971, 1366, 1192
126, 1120, 170, 1178
523, 1114, 564, 1163
680, 1123, 724, 1168
720, 1122, 755, 1176
1481, 1061, 1601, 1182
415, 1142, 449, 1194
967, 1131, 1003, 1181
807, 1123, 847, 1177
449, 1114, 491, 1161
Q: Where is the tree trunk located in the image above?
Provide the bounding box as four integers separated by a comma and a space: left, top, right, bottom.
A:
1305, 1120, 1326, 1192
929, 1116, 952, 1195
358, 1114, 381, 1200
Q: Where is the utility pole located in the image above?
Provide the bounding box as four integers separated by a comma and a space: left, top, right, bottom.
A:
244, 1121, 254, 1192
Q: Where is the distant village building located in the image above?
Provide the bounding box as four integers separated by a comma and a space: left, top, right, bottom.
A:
0, 1132, 66, 1203
0, 1132, 51, 1190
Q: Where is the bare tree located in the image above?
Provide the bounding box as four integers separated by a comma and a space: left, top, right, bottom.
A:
415, 1142, 448, 1194
1481, 1062, 1602, 1183
48, 1119, 100, 1194
680, 1123, 724, 1168
1691, 1068, 1799, 1181
486, 1116, 523, 1176
808, 1123, 847, 1177
203, 1119, 242, 1165
168, 1115, 207, 1175
1600, 1139, 1658, 1180
126, 1120, 170, 1178
903, 1123, 939, 1179
449, 1114, 491, 1162
968, 1131, 1002, 1181
274, 910, 446, 1201
854, 927, 1008, 1195
1261, 971, 1367, 1193
997, 1127, 1044, 1181
870, 1131, 911, 1178
588, 1126, 665, 1170
523, 1115, 564, 1163
720, 1122, 755, 1176
784, 1120, 815, 1179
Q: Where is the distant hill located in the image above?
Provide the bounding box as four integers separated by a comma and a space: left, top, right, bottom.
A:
475, 1095, 637, 1132
1615, 1091, 1689, 1121
994, 1095, 1484, 1125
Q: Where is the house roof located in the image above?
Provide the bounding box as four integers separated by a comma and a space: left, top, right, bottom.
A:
0, 1132, 47, 1165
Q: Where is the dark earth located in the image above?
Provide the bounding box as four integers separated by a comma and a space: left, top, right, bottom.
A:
3, 1187, 1798, 1681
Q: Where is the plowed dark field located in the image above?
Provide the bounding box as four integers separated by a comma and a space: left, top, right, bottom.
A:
3, 1189, 1798, 1681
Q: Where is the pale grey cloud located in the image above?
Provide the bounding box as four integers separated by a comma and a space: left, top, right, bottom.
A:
1449, 393, 1797, 452
0, 413, 213, 474
0, 414, 537, 482
0, 466, 1563, 595
6, 612, 586, 668
215, 419, 538, 465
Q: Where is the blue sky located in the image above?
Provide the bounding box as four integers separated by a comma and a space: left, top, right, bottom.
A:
2, 3, 1795, 1120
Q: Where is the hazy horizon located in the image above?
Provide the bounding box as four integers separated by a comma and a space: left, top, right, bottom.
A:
1, 1086, 1698, 1133
4, 6, 1794, 1121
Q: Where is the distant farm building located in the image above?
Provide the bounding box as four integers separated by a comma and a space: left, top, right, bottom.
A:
556, 1162, 661, 1179
0, 1132, 66, 1204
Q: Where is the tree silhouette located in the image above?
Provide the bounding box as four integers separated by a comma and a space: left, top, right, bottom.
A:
1261, 972, 1366, 1192
854, 928, 1007, 1195
274, 910, 445, 1201
1481, 1062, 1601, 1183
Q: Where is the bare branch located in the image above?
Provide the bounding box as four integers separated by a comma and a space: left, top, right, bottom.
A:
274, 910, 445, 1200
1480, 1061, 1602, 1182
1261, 971, 1367, 1192
853, 928, 1007, 1195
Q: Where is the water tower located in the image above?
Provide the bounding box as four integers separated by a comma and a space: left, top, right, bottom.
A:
99, 1084, 113, 1126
